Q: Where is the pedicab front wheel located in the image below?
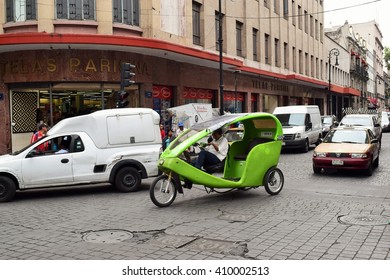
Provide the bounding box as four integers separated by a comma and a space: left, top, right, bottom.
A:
263, 167, 284, 195
150, 174, 178, 207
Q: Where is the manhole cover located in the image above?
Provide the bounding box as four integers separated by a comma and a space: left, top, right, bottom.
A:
338, 215, 390, 226
82, 229, 133, 244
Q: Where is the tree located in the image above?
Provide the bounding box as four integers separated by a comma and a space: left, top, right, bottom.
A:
384, 47, 390, 70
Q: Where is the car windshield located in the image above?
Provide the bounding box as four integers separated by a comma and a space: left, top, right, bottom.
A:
323, 130, 368, 144
275, 113, 305, 126
340, 116, 371, 126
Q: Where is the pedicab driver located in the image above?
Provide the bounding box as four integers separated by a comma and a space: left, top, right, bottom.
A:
195, 128, 229, 169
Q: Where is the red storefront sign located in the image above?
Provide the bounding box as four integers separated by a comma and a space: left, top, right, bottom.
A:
152, 85, 173, 99
182, 87, 214, 99
223, 91, 244, 101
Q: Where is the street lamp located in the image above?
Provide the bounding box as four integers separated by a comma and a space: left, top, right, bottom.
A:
233, 70, 241, 113
328, 48, 339, 116
218, 0, 224, 116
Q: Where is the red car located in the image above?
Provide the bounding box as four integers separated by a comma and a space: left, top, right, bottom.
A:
312, 127, 380, 176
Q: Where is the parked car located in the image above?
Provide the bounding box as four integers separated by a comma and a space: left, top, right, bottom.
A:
273, 105, 322, 153
379, 111, 390, 132
0, 108, 162, 202
338, 114, 382, 143
312, 126, 380, 176
321, 115, 338, 137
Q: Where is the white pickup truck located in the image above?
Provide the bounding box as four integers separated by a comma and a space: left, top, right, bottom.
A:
0, 108, 162, 202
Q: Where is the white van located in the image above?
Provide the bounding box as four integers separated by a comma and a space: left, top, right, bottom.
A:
273, 105, 322, 152
0, 108, 161, 202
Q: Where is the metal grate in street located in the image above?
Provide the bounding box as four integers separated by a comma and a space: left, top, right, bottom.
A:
82, 229, 133, 244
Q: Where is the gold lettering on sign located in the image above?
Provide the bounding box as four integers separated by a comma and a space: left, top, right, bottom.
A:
47, 58, 56, 72
70, 58, 81, 71
85, 59, 97, 72
32, 60, 42, 72
101, 59, 110, 72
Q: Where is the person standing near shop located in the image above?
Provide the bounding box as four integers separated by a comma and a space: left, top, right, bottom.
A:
160, 124, 166, 140
175, 122, 185, 137
30, 123, 49, 152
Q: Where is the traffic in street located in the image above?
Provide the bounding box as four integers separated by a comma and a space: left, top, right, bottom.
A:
1, 130, 389, 260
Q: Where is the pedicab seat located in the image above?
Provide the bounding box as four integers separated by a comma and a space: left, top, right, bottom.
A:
204, 158, 226, 174
234, 137, 273, 161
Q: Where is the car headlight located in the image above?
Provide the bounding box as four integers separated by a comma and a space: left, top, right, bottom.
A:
159, 159, 165, 165
295, 133, 302, 139
313, 151, 327, 157
350, 153, 367, 158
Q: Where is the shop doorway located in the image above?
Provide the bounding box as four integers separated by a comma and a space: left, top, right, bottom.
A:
10, 83, 139, 152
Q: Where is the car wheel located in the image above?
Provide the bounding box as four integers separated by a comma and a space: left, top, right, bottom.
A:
0, 176, 16, 202
365, 160, 374, 176
114, 167, 141, 192
373, 156, 379, 168
302, 139, 309, 153
313, 166, 322, 174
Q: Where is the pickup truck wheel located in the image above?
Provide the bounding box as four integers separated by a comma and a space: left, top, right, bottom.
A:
115, 167, 141, 192
0, 177, 16, 202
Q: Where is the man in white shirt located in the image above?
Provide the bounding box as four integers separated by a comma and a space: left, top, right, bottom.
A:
194, 128, 228, 169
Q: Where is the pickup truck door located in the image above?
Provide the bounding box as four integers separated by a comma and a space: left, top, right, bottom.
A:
21, 137, 74, 187
21, 153, 73, 187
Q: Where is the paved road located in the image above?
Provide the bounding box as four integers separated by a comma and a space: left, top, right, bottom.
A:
1, 133, 390, 260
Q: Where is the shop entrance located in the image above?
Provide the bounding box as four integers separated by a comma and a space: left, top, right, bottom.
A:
10, 83, 139, 152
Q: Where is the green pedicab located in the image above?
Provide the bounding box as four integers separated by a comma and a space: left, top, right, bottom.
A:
150, 113, 284, 207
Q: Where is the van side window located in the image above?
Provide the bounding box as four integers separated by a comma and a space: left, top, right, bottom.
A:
305, 114, 311, 125
73, 136, 85, 152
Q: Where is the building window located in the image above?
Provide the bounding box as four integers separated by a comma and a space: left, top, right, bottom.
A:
56, 0, 95, 20
284, 42, 288, 69
298, 5, 302, 30
253, 28, 259, 61
310, 15, 314, 37
236, 21, 243, 57
320, 23, 323, 42
292, 46, 296, 72
311, 55, 314, 77
113, 0, 139, 25
304, 10, 308, 33
274, 38, 280, 66
315, 19, 318, 40
291, 0, 295, 26
305, 52, 309, 75
283, 0, 288, 19
265, 33, 270, 65
299, 50, 303, 74
192, 1, 201, 45
6, 0, 36, 22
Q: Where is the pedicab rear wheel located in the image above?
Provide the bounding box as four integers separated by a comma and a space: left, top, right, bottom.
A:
263, 167, 284, 195
150, 174, 178, 207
